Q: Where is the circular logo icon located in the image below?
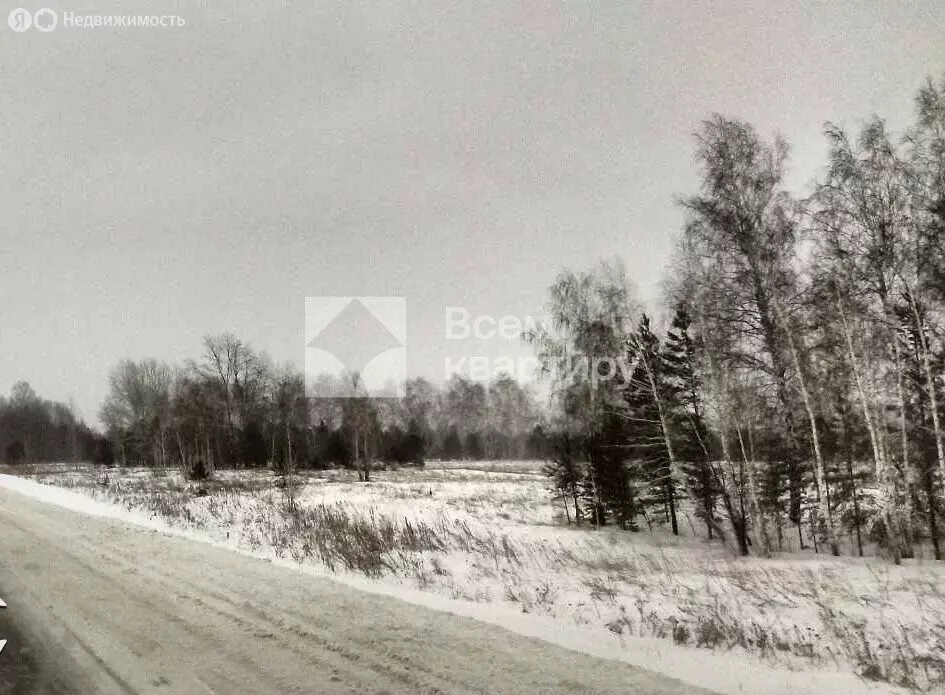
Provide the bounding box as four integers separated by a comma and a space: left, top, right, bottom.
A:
34, 8, 57, 31
8, 8, 32, 32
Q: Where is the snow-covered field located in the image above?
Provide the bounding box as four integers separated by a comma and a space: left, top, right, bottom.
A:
4, 460, 944, 693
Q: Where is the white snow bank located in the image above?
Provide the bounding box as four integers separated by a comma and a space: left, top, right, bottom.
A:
0, 473, 903, 695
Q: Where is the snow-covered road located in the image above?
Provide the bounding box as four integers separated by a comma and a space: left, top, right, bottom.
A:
0, 486, 713, 694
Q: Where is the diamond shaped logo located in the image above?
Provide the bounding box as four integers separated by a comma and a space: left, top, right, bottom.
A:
305, 297, 406, 398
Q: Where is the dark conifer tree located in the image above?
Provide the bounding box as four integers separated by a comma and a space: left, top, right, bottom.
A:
623, 314, 678, 534
661, 305, 719, 538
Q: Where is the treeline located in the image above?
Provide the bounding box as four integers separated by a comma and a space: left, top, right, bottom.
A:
536, 74, 945, 562
0, 381, 107, 465
96, 333, 546, 480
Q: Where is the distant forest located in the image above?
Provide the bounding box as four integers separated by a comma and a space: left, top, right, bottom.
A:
0, 355, 548, 478
0, 381, 106, 466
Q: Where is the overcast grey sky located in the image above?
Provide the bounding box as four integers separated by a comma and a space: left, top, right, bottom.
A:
2, 1, 944, 424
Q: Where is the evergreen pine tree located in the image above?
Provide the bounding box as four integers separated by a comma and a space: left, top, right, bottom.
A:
623, 314, 678, 534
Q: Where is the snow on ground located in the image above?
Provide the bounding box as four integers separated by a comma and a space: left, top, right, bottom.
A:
2, 462, 941, 694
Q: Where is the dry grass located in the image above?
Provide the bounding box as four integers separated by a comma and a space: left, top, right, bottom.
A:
9, 462, 945, 691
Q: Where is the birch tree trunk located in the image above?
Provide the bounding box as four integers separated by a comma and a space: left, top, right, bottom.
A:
737, 425, 770, 555
893, 337, 916, 557
713, 393, 750, 555
693, 314, 750, 555
836, 290, 901, 563
780, 313, 839, 556
907, 290, 945, 526
637, 349, 683, 536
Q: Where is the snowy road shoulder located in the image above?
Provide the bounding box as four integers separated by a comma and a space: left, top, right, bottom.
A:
0, 473, 905, 695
